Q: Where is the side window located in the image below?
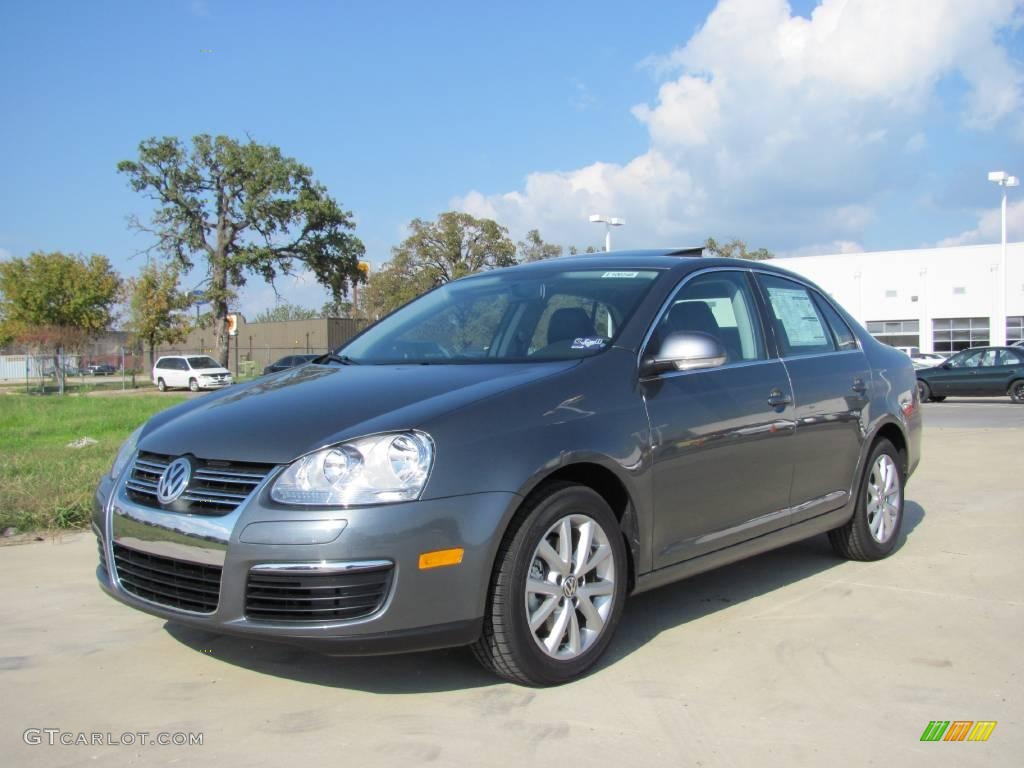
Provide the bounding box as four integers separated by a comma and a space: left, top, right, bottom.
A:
999, 350, 1023, 366
176, 359, 189, 371
155, 359, 167, 369
949, 350, 983, 368
812, 292, 859, 351
647, 271, 766, 364
757, 274, 836, 357
979, 349, 999, 367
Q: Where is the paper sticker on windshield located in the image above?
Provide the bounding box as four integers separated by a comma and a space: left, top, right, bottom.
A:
602, 271, 638, 278
571, 337, 608, 350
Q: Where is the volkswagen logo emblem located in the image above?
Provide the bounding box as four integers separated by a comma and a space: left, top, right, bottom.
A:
157, 457, 192, 504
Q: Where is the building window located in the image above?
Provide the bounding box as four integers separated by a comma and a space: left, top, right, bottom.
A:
952, 286, 966, 295
1008, 316, 1024, 345
932, 317, 989, 353
866, 319, 919, 349
884, 290, 898, 298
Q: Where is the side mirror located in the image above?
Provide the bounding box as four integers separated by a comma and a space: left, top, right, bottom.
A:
641, 331, 727, 376
941, 362, 951, 370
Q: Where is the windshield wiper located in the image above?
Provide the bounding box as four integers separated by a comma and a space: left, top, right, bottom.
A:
314, 353, 360, 366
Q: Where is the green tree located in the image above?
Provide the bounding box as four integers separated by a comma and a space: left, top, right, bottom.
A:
320, 298, 355, 318
703, 237, 774, 260
0, 251, 121, 392
125, 262, 193, 369
0, 251, 120, 349
517, 229, 562, 262
253, 302, 320, 323
118, 134, 366, 367
568, 245, 601, 255
364, 212, 516, 318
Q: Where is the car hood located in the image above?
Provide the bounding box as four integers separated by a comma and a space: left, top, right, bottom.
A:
140, 361, 577, 464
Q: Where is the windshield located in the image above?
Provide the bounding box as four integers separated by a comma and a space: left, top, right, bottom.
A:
340, 268, 661, 364
188, 356, 222, 369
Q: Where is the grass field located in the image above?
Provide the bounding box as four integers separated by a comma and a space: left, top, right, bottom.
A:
0, 394, 186, 531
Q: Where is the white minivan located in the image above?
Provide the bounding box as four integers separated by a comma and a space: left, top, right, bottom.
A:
152, 355, 233, 392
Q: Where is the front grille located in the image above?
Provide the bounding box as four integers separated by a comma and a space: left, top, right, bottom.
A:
125, 451, 272, 515
113, 543, 222, 613
245, 566, 393, 623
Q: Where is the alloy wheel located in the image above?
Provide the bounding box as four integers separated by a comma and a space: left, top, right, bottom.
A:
524, 514, 616, 661
866, 454, 901, 543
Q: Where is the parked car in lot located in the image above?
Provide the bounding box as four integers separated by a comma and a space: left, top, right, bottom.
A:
95, 251, 920, 685
152, 355, 233, 392
263, 353, 320, 376
85, 363, 117, 376
915, 346, 1024, 403
909, 352, 947, 369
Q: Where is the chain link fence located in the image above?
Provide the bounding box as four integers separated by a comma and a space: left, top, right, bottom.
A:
0, 351, 145, 394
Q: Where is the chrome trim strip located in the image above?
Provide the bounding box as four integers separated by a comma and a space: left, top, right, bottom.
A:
250, 560, 393, 575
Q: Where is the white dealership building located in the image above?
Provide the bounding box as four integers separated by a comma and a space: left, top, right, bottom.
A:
777, 242, 1024, 354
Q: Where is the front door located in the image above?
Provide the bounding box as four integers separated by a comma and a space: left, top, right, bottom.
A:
642, 270, 796, 568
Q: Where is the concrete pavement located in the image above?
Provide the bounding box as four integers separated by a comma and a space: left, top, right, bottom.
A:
1, 426, 1021, 767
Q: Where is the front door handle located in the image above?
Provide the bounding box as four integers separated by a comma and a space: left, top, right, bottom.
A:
767, 389, 791, 407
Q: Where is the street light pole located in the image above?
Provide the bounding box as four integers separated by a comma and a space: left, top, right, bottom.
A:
589, 214, 624, 252
988, 170, 1019, 346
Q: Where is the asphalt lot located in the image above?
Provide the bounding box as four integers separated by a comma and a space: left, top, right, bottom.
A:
2, 407, 1021, 767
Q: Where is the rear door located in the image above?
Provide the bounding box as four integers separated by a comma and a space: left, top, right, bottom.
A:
642, 269, 797, 567
753, 273, 869, 523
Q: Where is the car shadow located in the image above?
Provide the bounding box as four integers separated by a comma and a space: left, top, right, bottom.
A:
164, 501, 925, 692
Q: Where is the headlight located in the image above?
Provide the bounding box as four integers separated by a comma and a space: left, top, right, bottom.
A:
270, 431, 434, 506
110, 425, 144, 479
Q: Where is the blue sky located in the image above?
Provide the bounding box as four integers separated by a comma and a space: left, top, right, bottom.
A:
1, 0, 1022, 315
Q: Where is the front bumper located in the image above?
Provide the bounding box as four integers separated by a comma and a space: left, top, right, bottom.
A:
198, 378, 232, 389
93, 471, 518, 655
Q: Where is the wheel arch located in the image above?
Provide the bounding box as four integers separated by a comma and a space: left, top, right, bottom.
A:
511, 460, 641, 594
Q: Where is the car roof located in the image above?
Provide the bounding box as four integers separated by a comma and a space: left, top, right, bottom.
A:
484, 249, 811, 280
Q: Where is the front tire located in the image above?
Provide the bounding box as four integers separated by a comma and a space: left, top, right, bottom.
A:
188, 378, 199, 392
472, 483, 628, 686
829, 438, 905, 561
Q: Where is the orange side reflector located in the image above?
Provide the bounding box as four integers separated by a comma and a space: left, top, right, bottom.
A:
418, 548, 464, 570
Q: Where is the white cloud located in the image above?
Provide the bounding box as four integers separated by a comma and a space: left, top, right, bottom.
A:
936, 199, 1024, 247
453, 0, 1023, 250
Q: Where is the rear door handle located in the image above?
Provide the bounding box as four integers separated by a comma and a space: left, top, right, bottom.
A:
851, 378, 867, 394
767, 389, 791, 407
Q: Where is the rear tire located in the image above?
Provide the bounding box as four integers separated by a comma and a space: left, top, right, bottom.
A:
1010, 380, 1024, 403
829, 438, 905, 561
157, 378, 166, 392
188, 378, 199, 392
916, 380, 932, 403
471, 483, 628, 686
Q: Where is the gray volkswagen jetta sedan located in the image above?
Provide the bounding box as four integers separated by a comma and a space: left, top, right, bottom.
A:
94, 250, 921, 685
